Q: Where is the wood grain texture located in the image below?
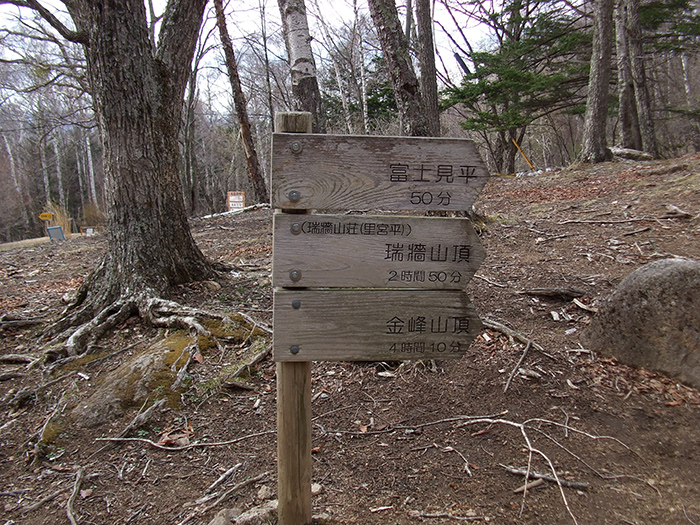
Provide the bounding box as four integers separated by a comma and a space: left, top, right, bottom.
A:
271, 133, 489, 210
274, 111, 313, 525
273, 290, 481, 361
276, 361, 312, 524
273, 213, 485, 289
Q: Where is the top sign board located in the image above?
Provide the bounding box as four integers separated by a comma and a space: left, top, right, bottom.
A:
271, 133, 489, 211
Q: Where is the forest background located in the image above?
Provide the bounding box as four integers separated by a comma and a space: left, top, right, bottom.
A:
0, 0, 699, 244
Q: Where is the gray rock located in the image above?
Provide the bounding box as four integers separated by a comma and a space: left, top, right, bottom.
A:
235, 499, 278, 525
207, 508, 238, 525
581, 258, 700, 388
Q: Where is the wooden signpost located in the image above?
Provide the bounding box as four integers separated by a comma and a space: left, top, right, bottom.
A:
273, 214, 485, 289
272, 112, 488, 524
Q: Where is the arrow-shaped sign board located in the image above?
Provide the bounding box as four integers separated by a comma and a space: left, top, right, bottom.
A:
273, 290, 481, 362
271, 133, 489, 211
273, 213, 485, 289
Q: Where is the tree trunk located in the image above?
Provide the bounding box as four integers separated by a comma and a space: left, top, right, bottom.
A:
277, 0, 325, 133
260, 0, 276, 127
355, 0, 370, 134
39, 135, 51, 205
183, 66, 199, 215
75, 142, 86, 216
615, 0, 642, 150
84, 135, 98, 206
579, 0, 614, 163
2, 135, 30, 231
62, 0, 213, 311
53, 137, 66, 210
214, 0, 269, 204
626, 0, 658, 158
416, 0, 440, 136
367, 0, 430, 137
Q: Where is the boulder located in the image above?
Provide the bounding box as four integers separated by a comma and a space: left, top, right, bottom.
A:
580, 258, 700, 388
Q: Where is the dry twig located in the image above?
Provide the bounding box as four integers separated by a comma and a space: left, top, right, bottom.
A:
176, 471, 269, 525
502, 464, 588, 490
95, 429, 276, 451
503, 341, 532, 393
66, 467, 84, 525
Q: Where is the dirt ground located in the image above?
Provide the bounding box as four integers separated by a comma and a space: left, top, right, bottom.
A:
1, 155, 699, 524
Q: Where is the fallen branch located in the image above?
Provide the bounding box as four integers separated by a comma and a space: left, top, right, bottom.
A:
558, 217, 649, 225
514, 478, 545, 493
207, 463, 243, 494
623, 226, 651, 237
572, 298, 598, 314
518, 287, 586, 300
474, 274, 507, 288
176, 471, 270, 525
502, 464, 589, 490
0, 488, 32, 497
481, 317, 546, 356
503, 341, 532, 393
236, 311, 272, 335
535, 233, 581, 244
66, 467, 84, 525
0, 371, 25, 381
0, 354, 39, 364
458, 417, 579, 524
229, 344, 272, 380
19, 488, 68, 514
0, 318, 46, 330
95, 429, 276, 451
409, 510, 484, 521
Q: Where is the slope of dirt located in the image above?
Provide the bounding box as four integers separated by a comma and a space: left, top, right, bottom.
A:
1, 155, 699, 524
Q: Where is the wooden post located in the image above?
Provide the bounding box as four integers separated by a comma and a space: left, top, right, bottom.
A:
275, 111, 313, 525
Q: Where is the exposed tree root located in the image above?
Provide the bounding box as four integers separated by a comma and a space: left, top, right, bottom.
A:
40, 281, 256, 363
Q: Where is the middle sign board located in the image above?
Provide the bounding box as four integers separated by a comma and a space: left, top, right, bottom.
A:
273, 213, 485, 289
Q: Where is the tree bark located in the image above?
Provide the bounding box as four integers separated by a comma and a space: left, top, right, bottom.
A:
626, 0, 658, 158
2, 135, 30, 231
579, 0, 614, 163
416, 0, 440, 136
615, 0, 642, 150
39, 134, 51, 205
52, 137, 66, 210
84, 135, 98, 206
214, 0, 269, 204
58, 0, 213, 312
367, 0, 430, 137
277, 0, 325, 133
183, 63, 199, 214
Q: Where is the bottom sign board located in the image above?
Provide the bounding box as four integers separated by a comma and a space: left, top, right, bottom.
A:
273, 290, 481, 362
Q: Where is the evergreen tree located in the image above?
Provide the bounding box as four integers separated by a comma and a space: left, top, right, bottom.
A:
442, 0, 590, 173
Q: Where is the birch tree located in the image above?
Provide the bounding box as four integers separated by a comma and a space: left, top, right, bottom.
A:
277, 0, 325, 132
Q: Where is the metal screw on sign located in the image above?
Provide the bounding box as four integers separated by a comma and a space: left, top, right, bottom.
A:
288, 190, 301, 203
290, 141, 303, 154
290, 223, 302, 235
292, 300, 301, 309
290, 345, 300, 355
289, 269, 302, 282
